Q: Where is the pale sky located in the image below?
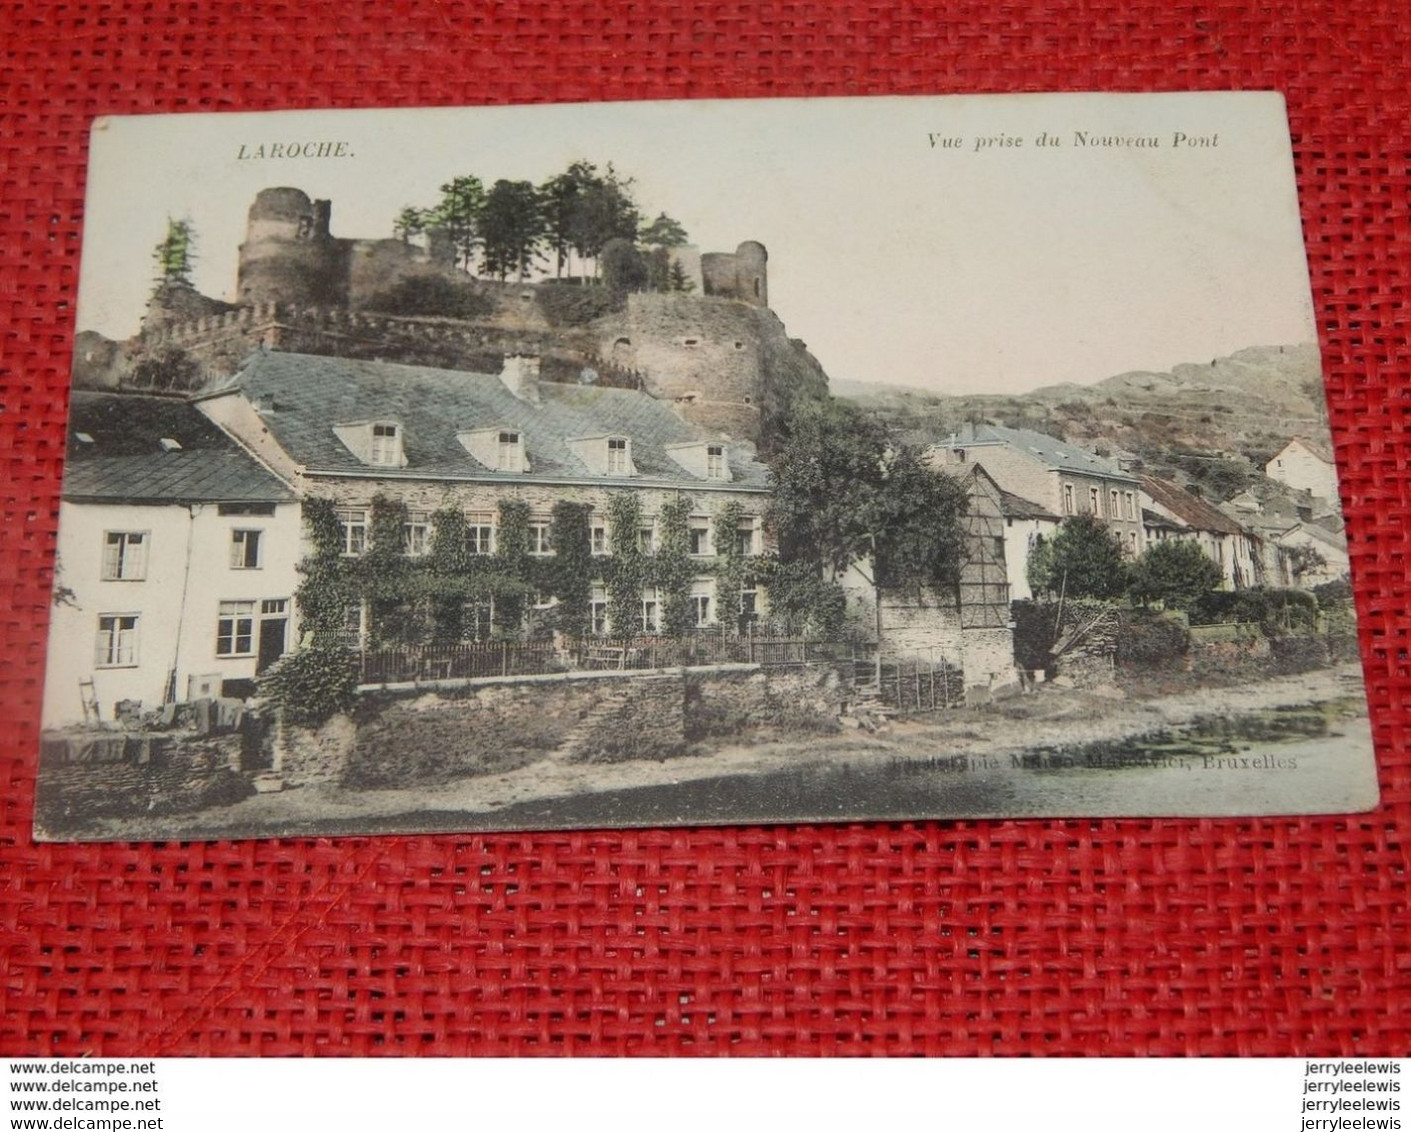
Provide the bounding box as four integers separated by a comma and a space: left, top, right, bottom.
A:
78, 93, 1316, 395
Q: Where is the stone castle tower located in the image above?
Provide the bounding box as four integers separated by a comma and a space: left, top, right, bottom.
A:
82, 188, 826, 449
236, 187, 457, 311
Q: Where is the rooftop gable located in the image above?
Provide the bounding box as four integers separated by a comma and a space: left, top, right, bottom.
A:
1139, 475, 1244, 536
62, 391, 292, 504
951, 423, 1138, 481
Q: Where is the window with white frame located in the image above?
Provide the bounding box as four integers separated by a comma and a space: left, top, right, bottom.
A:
736, 519, 758, 557
497, 431, 524, 472
590, 522, 609, 556
1123, 491, 1135, 520
706, 445, 726, 479
101, 532, 148, 581
336, 508, 367, 557
1063, 484, 1075, 515
528, 518, 552, 556
640, 586, 660, 633
466, 512, 495, 556
1109, 489, 1120, 518
216, 601, 256, 657
638, 522, 656, 553
369, 422, 401, 466
688, 519, 711, 557
1088, 486, 1100, 515
606, 437, 630, 475
589, 586, 609, 635
230, 529, 262, 569
94, 614, 139, 668
402, 511, 431, 557
689, 580, 713, 627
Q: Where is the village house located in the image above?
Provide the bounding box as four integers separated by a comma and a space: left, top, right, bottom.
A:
837, 465, 1017, 698
42, 392, 302, 727
993, 486, 1061, 602
928, 423, 1147, 558
1139, 474, 1257, 590
195, 351, 774, 639
1266, 436, 1340, 508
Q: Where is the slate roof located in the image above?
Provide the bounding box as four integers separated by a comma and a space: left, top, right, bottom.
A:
222, 352, 771, 489
1139, 475, 1244, 536
62, 391, 292, 504
1141, 507, 1185, 532
997, 487, 1059, 522
955, 424, 1139, 482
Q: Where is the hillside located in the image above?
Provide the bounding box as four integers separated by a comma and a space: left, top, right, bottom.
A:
837, 343, 1329, 501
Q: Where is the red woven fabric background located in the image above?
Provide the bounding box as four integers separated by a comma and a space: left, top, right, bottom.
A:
2, 1, 1409, 1057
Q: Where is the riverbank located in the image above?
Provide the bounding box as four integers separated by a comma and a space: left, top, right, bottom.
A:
45, 663, 1377, 841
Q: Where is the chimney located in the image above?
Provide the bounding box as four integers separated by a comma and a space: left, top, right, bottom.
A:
499, 354, 541, 404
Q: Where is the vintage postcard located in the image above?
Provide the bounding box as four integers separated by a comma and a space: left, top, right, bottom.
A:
37, 92, 1377, 840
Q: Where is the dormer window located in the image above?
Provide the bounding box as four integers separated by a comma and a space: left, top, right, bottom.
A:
607, 438, 630, 475
159, 437, 182, 452
706, 445, 726, 479
369, 423, 400, 466
457, 427, 530, 473
566, 434, 636, 477
498, 431, 524, 472
664, 441, 733, 483
334, 420, 407, 468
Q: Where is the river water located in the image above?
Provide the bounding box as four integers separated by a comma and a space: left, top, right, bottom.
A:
456, 692, 1379, 830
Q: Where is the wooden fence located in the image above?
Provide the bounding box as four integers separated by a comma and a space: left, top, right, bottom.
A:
348, 633, 859, 685
857, 651, 966, 713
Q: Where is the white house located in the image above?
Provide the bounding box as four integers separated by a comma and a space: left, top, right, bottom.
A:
1139, 474, 1256, 590
1276, 521, 1350, 588
1266, 437, 1340, 507
993, 481, 1060, 602
42, 392, 301, 727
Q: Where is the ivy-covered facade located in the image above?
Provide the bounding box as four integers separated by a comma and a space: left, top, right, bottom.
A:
196, 350, 775, 647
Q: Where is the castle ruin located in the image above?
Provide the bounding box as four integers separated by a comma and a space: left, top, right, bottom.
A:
75, 187, 825, 447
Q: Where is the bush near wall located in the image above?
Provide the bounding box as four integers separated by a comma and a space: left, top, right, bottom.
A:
1114, 609, 1191, 672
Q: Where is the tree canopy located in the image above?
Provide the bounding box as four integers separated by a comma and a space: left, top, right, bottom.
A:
766, 398, 969, 591
151, 217, 196, 292
479, 179, 546, 281
1027, 514, 1129, 600
1127, 538, 1223, 609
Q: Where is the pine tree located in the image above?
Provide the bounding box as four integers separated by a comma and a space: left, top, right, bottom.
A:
151, 218, 196, 293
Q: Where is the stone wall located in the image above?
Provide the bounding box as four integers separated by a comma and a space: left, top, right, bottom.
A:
616, 293, 766, 438
35, 733, 249, 829
275, 662, 847, 788
684, 663, 848, 739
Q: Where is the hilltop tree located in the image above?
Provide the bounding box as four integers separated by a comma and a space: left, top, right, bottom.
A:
601, 238, 649, 297
1027, 514, 1129, 600
540, 162, 595, 279
432, 175, 487, 272
1127, 539, 1223, 609
151, 218, 196, 293
392, 206, 430, 245
479, 179, 546, 281
639, 212, 689, 249
544, 161, 638, 281
668, 259, 696, 293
